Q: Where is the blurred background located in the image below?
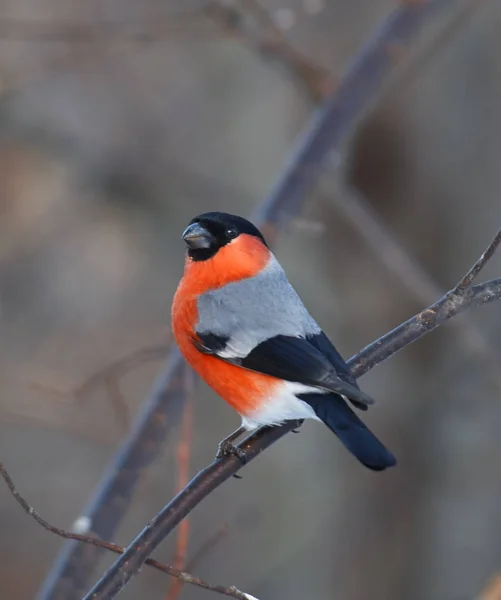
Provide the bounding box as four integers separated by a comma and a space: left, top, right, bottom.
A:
2, 1, 501, 599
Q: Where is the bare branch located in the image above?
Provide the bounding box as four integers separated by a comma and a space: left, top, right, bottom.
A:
32, 341, 169, 401
351, 235, 501, 377
456, 230, 501, 291
326, 182, 501, 389
104, 375, 130, 434
81, 229, 501, 599
0, 8, 247, 99
0, 3, 330, 104
31, 342, 169, 434
0, 11, 216, 97
37, 347, 188, 599
205, 0, 333, 102
0, 461, 253, 600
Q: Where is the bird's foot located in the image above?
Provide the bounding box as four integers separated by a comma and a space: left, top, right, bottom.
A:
291, 429, 300, 434
216, 440, 247, 464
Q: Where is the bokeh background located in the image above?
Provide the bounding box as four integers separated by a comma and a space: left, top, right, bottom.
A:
2, 1, 501, 599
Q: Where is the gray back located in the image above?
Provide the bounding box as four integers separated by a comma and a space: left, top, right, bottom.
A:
195, 255, 320, 358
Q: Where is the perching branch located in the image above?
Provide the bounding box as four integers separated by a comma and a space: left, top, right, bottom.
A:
82, 231, 501, 600
0, 462, 254, 600
39, 2, 453, 598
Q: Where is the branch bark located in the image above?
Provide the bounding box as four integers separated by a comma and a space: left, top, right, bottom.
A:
35, 348, 188, 600
0, 462, 254, 600
82, 230, 501, 599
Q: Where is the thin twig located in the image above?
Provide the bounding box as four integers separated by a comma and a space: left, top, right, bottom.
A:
74, 342, 170, 399
40, 3, 451, 597
252, 0, 448, 234
350, 233, 501, 377
82, 230, 501, 599
457, 230, 501, 291
206, 0, 333, 102
104, 375, 130, 434
36, 347, 188, 600
324, 181, 501, 389
187, 524, 231, 572
166, 366, 194, 600
0, 9, 238, 100
0, 462, 252, 600
0, 2, 330, 104
31, 342, 169, 434
31, 342, 169, 401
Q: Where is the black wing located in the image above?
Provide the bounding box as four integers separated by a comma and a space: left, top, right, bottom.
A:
195, 332, 373, 410
307, 331, 356, 386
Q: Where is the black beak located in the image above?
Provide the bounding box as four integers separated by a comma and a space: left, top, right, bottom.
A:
182, 222, 215, 250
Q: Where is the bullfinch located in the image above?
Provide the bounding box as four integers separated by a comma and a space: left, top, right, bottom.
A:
172, 212, 396, 471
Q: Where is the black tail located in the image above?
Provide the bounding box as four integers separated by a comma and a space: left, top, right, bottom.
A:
300, 392, 396, 471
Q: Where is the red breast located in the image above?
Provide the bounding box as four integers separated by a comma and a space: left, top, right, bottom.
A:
172, 234, 281, 416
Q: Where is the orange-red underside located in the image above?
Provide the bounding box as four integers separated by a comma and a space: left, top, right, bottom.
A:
172, 234, 281, 416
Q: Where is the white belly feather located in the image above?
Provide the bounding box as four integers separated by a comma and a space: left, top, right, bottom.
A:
240, 381, 324, 430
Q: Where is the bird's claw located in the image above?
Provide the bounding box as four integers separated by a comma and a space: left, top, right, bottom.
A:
216, 440, 247, 464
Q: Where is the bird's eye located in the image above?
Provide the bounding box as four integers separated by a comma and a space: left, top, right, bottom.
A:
226, 227, 238, 239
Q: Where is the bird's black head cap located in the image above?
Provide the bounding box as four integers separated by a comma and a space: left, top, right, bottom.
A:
182, 212, 268, 261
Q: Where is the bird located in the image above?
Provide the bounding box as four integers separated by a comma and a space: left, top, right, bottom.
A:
172, 212, 396, 471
